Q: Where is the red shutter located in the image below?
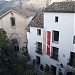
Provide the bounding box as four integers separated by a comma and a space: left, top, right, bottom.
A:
47, 31, 51, 56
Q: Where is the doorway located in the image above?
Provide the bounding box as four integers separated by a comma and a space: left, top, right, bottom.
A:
36, 56, 40, 65
11, 38, 19, 51
51, 65, 57, 75
66, 72, 75, 75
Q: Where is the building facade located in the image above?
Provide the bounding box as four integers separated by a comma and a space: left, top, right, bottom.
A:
27, 1, 75, 75
0, 8, 27, 53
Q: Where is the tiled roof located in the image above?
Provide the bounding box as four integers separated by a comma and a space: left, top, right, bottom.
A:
0, 1, 36, 18
44, 1, 75, 13
0, 6, 36, 18
20, 9, 36, 18
26, 13, 43, 32
0, 7, 28, 18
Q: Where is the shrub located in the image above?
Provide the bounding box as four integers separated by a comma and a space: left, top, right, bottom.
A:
45, 64, 50, 72
40, 64, 44, 71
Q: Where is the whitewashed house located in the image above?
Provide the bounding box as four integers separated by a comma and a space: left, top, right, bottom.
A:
0, 7, 27, 52
27, 1, 75, 75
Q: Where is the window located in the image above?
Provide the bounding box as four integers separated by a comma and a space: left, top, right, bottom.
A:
52, 30, 59, 43
51, 65, 56, 75
55, 16, 58, 22
51, 47, 59, 60
68, 52, 75, 67
11, 38, 19, 51
37, 29, 41, 35
73, 36, 75, 44
10, 17, 15, 26
36, 56, 40, 65
36, 42, 42, 54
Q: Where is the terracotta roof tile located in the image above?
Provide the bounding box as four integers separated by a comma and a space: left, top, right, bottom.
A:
44, 1, 75, 13
26, 13, 43, 32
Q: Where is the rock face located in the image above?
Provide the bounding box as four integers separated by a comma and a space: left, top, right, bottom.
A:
2, 0, 75, 13
10, 0, 74, 12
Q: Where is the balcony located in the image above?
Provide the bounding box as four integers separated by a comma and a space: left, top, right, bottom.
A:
67, 60, 75, 68
35, 48, 42, 55
67, 52, 75, 68
50, 54, 58, 60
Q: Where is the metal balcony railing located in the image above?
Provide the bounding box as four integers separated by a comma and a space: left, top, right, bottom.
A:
35, 48, 42, 55
67, 61, 75, 68
50, 54, 58, 60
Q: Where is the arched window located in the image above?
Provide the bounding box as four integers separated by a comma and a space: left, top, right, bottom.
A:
10, 17, 15, 26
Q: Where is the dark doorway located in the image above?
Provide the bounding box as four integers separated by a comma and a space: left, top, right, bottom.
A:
11, 38, 19, 51
66, 72, 75, 75
51, 65, 57, 75
36, 56, 40, 65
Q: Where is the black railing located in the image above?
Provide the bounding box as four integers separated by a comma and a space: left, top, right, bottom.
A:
67, 61, 75, 68
35, 48, 42, 54
50, 54, 58, 60
67, 52, 75, 68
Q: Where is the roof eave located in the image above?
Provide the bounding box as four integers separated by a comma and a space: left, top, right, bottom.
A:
43, 11, 75, 13
0, 9, 26, 19
0, 9, 13, 18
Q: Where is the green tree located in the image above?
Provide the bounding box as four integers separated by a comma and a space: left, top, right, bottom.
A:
0, 28, 8, 46
0, 28, 31, 75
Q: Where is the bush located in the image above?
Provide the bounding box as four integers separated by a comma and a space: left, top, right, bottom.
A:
45, 64, 50, 72
0, 28, 32, 75
40, 64, 44, 71
33, 59, 36, 65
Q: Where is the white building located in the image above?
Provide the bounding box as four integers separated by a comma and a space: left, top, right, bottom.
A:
0, 7, 27, 53
27, 1, 75, 75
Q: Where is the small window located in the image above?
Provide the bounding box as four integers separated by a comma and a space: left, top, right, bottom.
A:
36, 56, 40, 65
10, 17, 15, 26
37, 29, 41, 35
51, 46, 59, 60
55, 16, 58, 22
52, 30, 59, 43
69, 52, 75, 67
73, 36, 75, 44
36, 42, 42, 54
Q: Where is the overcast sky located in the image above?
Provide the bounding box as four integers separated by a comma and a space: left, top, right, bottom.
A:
6, 0, 10, 1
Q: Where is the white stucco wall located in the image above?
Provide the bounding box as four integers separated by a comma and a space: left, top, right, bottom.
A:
27, 26, 60, 75
73, 14, 75, 53
27, 12, 75, 75
44, 12, 74, 65
27, 27, 43, 59
44, 12, 74, 74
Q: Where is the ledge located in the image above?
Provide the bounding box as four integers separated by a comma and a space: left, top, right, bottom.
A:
35, 51, 43, 55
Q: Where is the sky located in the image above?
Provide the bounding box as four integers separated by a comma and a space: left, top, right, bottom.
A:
5, 0, 10, 1
6, 0, 10, 1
